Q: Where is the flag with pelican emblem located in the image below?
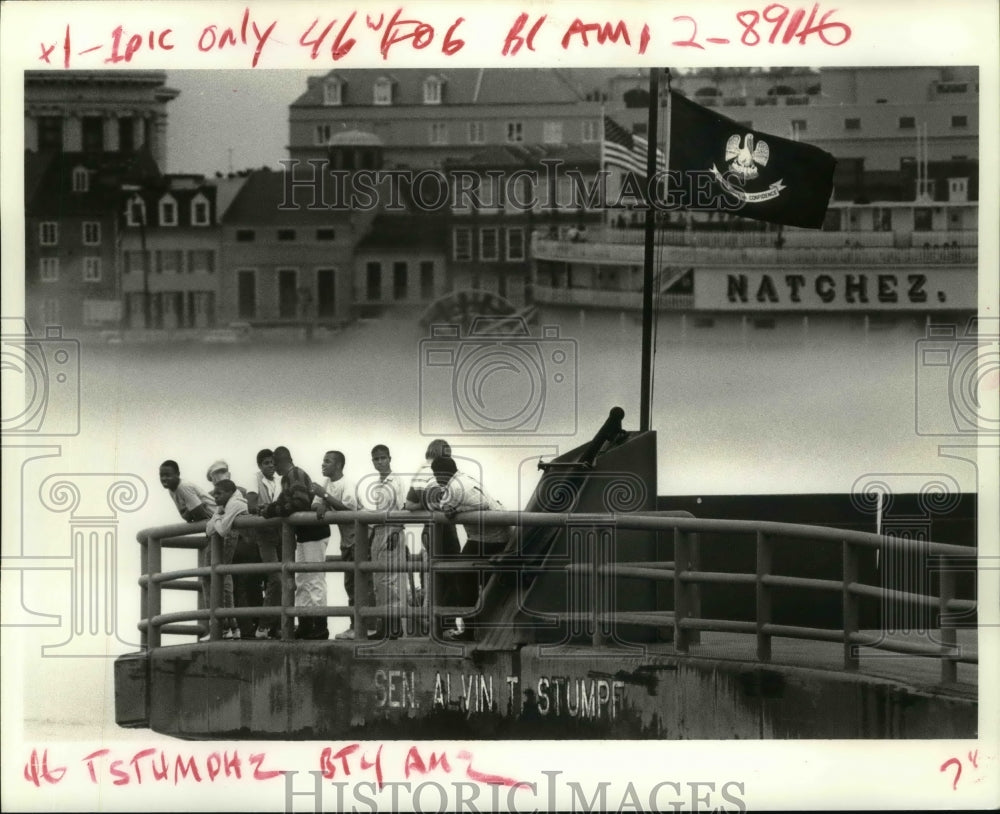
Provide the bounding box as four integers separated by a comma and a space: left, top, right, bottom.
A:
668, 91, 836, 229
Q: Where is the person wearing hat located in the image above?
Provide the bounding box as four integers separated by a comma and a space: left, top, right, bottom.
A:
204, 478, 247, 639
429, 456, 513, 641
206, 460, 264, 639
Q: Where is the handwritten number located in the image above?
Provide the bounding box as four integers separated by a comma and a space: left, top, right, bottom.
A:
442, 17, 465, 56
795, 4, 851, 45
815, 8, 851, 45
782, 7, 806, 43
763, 4, 789, 43
671, 15, 705, 49
736, 11, 761, 45
940, 757, 962, 790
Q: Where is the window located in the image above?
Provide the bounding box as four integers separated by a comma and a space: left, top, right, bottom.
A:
393, 261, 408, 300
39, 222, 58, 246
582, 120, 599, 142
506, 121, 524, 143
420, 261, 435, 299
316, 228, 336, 241
429, 122, 448, 145
187, 249, 215, 273
38, 116, 63, 151
898, 116, 915, 130
126, 197, 146, 227
315, 124, 333, 145
914, 208, 933, 230
236, 229, 255, 242
480, 227, 499, 261
124, 251, 145, 274
277, 229, 297, 242
506, 228, 525, 261
468, 121, 485, 144
159, 196, 178, 226
951, 115, 968, 128
82, 116, 104, 152
844, 118, 861, 130
156, 249, 182, 274
82, 221, 101, 245
373, 77, 393, 105
543, 121, 563, 144
323, 79, 343, 106
366, 262, 382, 300
39, 257, 59, 282
791, 119, 807, 134
453, 227, 473, 261
423, 76, 443, 104
42, 298, 59, 324
191, 195, 210, 226
118, 117, 135, 153
72, 166, 89, 193
83, 257, 102, 282
237, 269, 256, 319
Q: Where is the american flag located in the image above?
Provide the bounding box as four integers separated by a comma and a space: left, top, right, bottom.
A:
603, 115, 667, 175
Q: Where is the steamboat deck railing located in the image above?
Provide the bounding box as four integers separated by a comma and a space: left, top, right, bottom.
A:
136, 511, 977, 685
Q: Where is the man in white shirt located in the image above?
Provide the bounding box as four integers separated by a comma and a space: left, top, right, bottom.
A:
369, 444, 409, 639
429, 456, 514, 640
160, 459, 215, 523
311, 450, 364, 640
405, 439, 460, 636
247, 448, 282, 638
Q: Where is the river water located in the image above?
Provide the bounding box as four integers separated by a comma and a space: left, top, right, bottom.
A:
10, 309, 983, 737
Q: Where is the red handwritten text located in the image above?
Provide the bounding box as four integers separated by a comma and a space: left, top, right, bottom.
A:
320, 743, 384, 789
196, 7, 277, 68
502, 13, 547, 56
561, 18, 651, 55
23, 749, 66, 786
299, 14, 358, 61
104, 26, 174, 64
78, 748, 278, 785
365, 9, 465, 60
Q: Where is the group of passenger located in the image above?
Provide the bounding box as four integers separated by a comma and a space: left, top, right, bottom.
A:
157, 439, 512, 643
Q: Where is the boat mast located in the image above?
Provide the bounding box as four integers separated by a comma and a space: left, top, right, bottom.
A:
639, 68, 662, 432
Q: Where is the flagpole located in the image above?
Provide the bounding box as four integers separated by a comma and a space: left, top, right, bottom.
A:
639, 68, 662, 433
599, 103, 607, 225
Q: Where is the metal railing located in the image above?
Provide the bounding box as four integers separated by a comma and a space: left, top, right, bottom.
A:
136, 510, 977, 684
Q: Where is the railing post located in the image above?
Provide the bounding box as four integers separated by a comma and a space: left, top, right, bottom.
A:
592, 526, 609, 648
280, 520, 296, 640
673, 528, 690, 653
355, 520, 370, 639
756, 531, 772, 663
688, 532, 702, 646
147, 534, 162, 649
208, 532, 224, 640
139, 533, 149, 649
939, 565, 958, 684
431, 520, 446, 636
842, 540, 859, 671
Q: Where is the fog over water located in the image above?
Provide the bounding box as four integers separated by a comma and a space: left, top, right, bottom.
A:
12, 310, 980, 737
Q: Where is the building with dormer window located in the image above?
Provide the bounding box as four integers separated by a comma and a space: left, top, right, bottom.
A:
25, 148, 163, 329
119, 176, 223, 329
287, 69, 603, 170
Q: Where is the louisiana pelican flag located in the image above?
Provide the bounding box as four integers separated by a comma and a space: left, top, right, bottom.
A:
669, 91, 837, 229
